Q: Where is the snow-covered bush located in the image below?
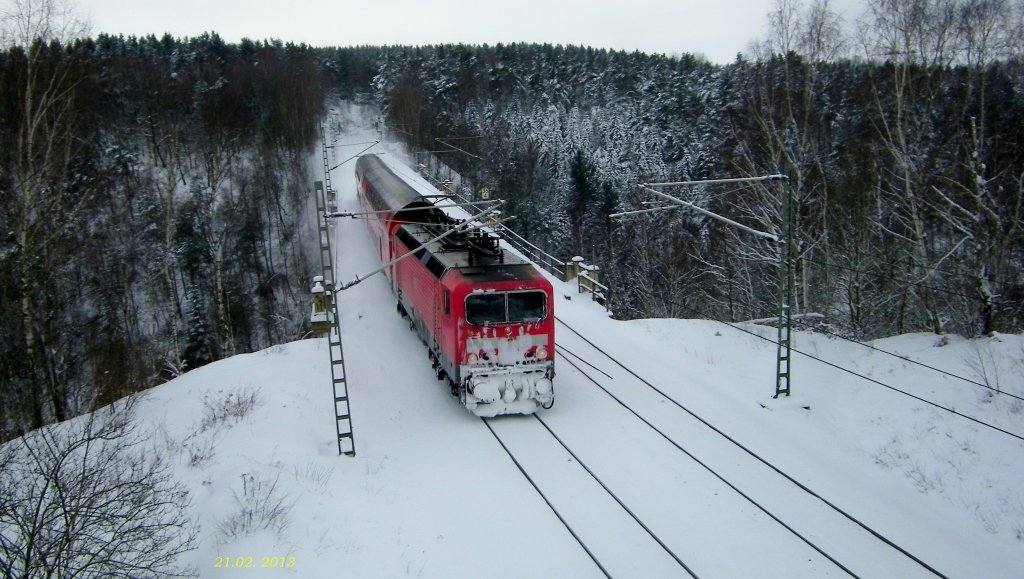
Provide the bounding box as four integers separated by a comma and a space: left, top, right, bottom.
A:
199, 387, 262, 432
216, 471, 293, 539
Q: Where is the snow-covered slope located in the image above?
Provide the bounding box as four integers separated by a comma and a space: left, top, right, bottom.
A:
144, 270, 1024, 577
28, 103, 1024, 577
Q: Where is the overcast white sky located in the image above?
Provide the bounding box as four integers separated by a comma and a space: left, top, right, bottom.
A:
74, 0, 867, 64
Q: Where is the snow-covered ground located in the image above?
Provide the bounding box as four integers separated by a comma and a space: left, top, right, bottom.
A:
17, 103, 1024, 577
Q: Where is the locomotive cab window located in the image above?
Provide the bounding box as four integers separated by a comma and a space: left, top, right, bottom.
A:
466, 294, 505, 324
465, 291, 547, 325
508, 291, 546, 322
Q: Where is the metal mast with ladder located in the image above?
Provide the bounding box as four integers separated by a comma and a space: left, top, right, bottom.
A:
314, 124, 355, 456
774, 175, 795, 398
613, 174, 792, 399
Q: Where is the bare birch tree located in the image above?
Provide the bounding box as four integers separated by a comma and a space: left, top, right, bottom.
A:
858, 0, 962, 334
728, 0, 849, 321
859, 0, 1023, 334
1, 0, 90, 429
942, 0, 1023, 334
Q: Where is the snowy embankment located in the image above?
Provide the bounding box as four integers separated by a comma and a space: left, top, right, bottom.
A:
159, 103, 1024, 576
144, 275, 1024, 578
7, 103, 1022, 578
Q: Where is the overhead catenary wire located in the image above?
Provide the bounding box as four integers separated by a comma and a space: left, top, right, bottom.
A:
333, 210, 510, 292
644, 175, 788, 187
609, 205, 679, 218
435, 137, 483, 160
492, 223, 567, 267
330, 139, 380, 148
340, 213, 504, 235
406, 144, 569, 278
325, 199, 504, 219
328, 141, 381, 173
636, 185, 780, 242
347, 215, 500, 229
626, 175, 789, 215
416, 148, 463, 155
385, 123, 417, 139
410, 164, 568, 269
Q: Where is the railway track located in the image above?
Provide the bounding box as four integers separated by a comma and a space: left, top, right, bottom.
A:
541, 315, 947, 578
482, 414, 698, 578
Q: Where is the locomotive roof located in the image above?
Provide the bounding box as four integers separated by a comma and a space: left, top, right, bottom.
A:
356, 154, 431, 214
358, 153, 545, 284
396, 222, 541, 283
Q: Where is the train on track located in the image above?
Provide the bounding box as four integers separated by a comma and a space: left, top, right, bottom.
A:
355, 154, 555, 417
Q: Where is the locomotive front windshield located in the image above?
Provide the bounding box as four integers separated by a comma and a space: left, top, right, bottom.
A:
466, 291, 546, 324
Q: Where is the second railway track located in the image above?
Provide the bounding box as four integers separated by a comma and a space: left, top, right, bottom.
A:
522, 314, 949, 578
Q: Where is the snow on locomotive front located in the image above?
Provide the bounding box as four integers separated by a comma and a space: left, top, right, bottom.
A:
446, 265, 555, 417
355, 154, 555, 417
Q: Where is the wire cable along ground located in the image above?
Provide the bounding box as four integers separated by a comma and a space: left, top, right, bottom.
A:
555, 316, 949, 578
646, 291, 1023, 409
718, 320, 1024, 444
808, 325, 1024, 404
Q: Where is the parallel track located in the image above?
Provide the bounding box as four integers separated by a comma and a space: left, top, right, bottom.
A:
552, 315, 947, 578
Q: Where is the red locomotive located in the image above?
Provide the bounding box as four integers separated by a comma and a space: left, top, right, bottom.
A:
355, 154, 555, 416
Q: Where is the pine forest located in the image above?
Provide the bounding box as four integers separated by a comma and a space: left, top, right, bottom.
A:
2, 0, 1023, 438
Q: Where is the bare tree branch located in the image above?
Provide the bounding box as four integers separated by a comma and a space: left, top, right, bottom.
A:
0, 397, 198, 578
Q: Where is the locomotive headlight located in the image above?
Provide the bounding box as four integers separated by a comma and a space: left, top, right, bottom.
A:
467, 352, 479, 364
536, 346, 548, 359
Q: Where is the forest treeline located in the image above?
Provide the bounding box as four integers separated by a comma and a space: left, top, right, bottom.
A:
3, 0, 1023, 438
365, 0, 1024, 343
1, 32, 333, 438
